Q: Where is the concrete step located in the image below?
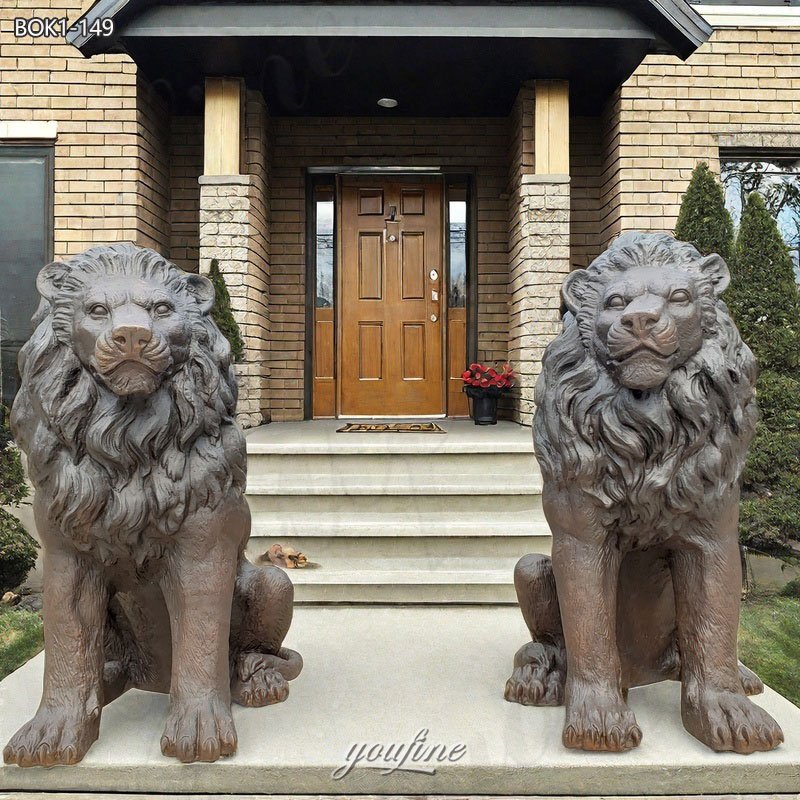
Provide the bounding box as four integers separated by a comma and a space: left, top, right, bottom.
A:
250, 508, 549, 537
4, 607, 799, 796
246, 450, 540, 479
246, 533, 551, 569
242, 420, 546, 604
273, 566, 520, 603
246, 473, 541, 495
245, 490, 543, 518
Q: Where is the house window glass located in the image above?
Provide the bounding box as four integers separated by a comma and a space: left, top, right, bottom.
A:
448, 193, 467, 308
722, 155, 800, 282
315, 189, 334, 308
0, 146, 52, 407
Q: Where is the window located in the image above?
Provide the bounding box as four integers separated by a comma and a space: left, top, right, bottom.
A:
0, 146, 53, 407
447, 190, 467, 309
315, 188, 334, 308
722, 155, 800, 282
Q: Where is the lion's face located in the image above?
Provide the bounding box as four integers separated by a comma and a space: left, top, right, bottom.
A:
561, 234, 731, 393
591, 265, 705, 391
69, 275, 194, 398
33, 246, 216, 400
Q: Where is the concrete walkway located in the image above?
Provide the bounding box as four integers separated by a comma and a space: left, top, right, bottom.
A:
1, 606, 799, 796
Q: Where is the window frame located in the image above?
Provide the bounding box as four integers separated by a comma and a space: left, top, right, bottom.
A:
0, 143, 54, 407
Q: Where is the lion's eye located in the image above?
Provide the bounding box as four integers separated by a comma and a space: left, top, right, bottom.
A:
87, 304, 108, 317
153, 302, 173, 316
670, 289, 691, 303
605, 295, 626, 310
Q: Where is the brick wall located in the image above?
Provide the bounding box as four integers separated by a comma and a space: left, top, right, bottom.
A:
0, 0, 170, 258
601, 27, 800, 245
168, 115, 202, 271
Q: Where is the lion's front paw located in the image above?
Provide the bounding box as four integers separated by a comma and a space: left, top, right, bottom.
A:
161, 693, 237, 763
563, 683, 642, 752
231, 652, 290, 707
4, 705, 101, 767
682, 687, 783, 753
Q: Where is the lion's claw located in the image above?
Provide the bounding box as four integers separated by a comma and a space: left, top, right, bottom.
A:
562, 683, 641, 752
682, 688, 783, 753
161, 693, 237, 763
4, 707, 100, 767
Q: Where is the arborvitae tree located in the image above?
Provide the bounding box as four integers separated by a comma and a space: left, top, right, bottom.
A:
0, 406, 37, 593
726, 193, 800, 556
208, 259, 245, 363
674, 162, 735, 261
728, 192, 800, 374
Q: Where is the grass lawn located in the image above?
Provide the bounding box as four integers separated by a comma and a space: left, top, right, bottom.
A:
0, 605, 43, 681
739, 592, 800, 707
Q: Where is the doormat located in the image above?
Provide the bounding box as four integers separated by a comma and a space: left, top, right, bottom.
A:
336, 422, 446, 434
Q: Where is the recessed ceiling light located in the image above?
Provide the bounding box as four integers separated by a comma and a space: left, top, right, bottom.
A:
377, 97, 398, 109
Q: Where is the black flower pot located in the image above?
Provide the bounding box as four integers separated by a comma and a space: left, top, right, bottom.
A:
465, 386, 501, 425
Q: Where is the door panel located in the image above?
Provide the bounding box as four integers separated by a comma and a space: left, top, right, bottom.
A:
358, 233, 383, 299
400, 232, 425, 300
358, 322, 384, 380
340, 178, 444, 416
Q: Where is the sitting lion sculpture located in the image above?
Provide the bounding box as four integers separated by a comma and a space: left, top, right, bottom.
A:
5, 244, 302, 767
505, 232, 784, 755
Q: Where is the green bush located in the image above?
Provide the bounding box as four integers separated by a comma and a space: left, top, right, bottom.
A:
674, 175, 800, 556
727, 194, 800, 555
674, 162, 735, 261
208, 259, 245, 363
0, 407, 37, 593
780, 577, 800, 599
0, 511, 37, 594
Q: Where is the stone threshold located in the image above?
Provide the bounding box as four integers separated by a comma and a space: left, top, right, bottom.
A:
1, 607, 799, 796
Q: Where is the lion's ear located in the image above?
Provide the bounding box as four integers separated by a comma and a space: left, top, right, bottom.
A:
562, 269, 590, 315
36, 261, 70, 302
184, 274, 215, 314
699, 253, 730, 296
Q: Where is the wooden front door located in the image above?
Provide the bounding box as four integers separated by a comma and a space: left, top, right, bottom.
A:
339, 177, 445, 416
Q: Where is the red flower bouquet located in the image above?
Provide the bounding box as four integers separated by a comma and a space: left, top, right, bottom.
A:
461, 363, 515, 425
461, 362, 515, 392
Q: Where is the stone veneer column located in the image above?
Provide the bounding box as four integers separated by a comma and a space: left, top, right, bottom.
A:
508, 174, 571, 426
199, 175, 270, 429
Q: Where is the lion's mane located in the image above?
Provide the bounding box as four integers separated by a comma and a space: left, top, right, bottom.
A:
11, 244, 246, 567
534, 233, 757, 532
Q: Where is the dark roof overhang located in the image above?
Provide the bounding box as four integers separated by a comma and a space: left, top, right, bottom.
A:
68, 2, 712, 116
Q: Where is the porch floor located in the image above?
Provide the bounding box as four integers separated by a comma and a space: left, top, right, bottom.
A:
2, 606, 799, 796
245, 419, 534, 454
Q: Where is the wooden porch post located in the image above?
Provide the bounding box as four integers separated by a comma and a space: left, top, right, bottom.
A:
534, 80, 570, 175
203, 77, 244, 176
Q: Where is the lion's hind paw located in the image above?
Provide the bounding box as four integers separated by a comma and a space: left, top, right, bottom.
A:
504, 640, 565, 706
232, 652, 290, 707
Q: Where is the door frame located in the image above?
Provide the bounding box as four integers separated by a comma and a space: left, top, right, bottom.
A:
303, 167, 478, 419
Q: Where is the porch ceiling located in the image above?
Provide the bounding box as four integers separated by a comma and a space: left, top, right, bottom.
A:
70, 1, 712, 116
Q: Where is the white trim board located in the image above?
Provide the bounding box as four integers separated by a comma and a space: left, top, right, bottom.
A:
695, 4, 800, 28
0, 121, 58, 141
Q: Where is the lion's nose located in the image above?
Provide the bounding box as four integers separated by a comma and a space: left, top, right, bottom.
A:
112, 324, 152, 356
621, 309, 660, 335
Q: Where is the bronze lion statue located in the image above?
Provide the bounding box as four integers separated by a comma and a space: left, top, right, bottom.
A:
505, 232, 784, 755
5, 244, 301, 767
